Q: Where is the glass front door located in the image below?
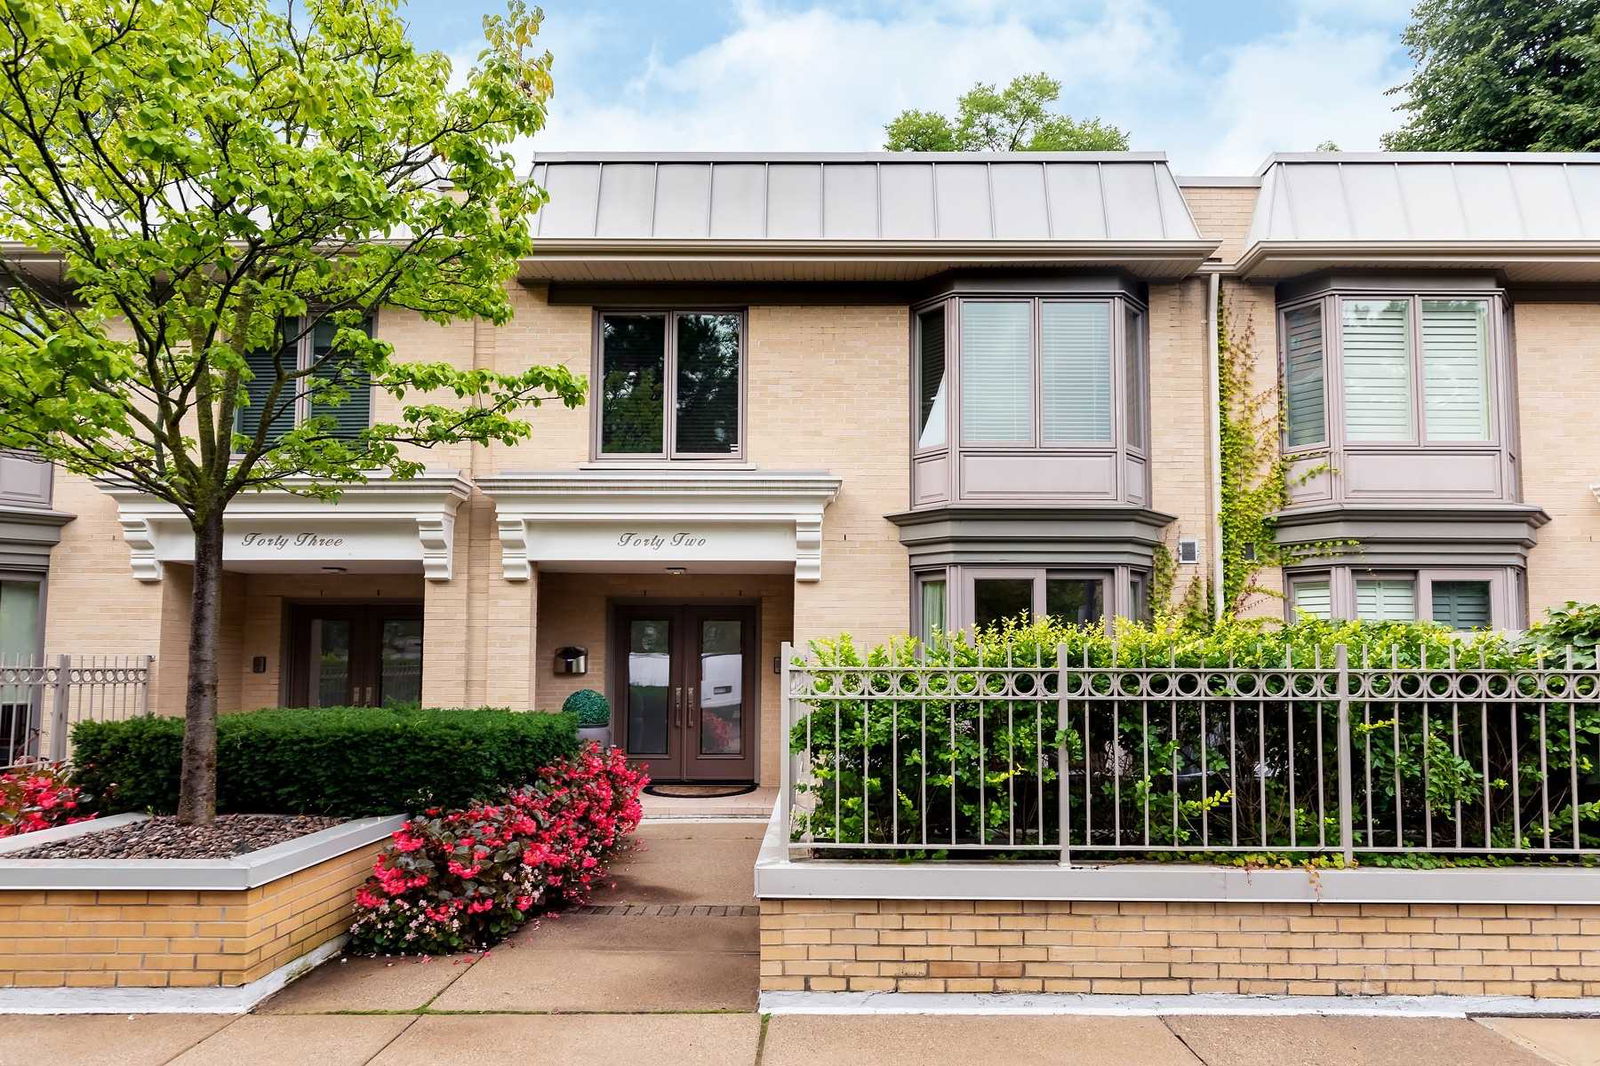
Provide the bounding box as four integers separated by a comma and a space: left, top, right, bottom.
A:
289, 604, 424, 708
613, 604, 757, 783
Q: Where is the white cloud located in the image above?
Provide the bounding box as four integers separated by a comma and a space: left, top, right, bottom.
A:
440, 0, 1414, 176
1172, 19, 1409, 172
531, 1, 1180, 154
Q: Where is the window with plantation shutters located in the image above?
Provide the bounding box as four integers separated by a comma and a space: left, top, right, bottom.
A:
307, 318, 372, 440
1291, 578, 1332, 620
238, 336, 299, 445
1283, 304, 1325, 447
1431, 580, 1492, 630
1421, 299, 1490, 441
1355, 577, 1416, 622
960, 301, 1033, 444
1040, 301, 1112, 444
1341, 299, 1412, 442
236, 316, 372, 445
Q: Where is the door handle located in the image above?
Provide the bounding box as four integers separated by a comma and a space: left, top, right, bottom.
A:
673, 687, 682, 730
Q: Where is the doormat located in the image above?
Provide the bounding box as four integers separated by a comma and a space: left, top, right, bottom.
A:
643, 783, 759, 799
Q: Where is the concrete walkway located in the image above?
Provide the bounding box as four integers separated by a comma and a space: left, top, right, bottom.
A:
3, 820, 1600, 1065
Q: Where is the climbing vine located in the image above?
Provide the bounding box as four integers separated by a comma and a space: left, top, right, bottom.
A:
1215, 296, 1339, 619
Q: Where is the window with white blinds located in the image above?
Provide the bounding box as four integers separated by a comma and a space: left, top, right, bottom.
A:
1040, 302, 1112, 444
960, 301, 1033, 444
1341, 299, 1413, 442
1431, 580, 1492, 630
917, 309, 948, 450
1290, 578, 1332, 620
1355, 577, 1417, 622
1421, 299, 1490, 441
1283, 304, 1325, 447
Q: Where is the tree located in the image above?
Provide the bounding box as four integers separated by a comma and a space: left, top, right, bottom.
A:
884, 73, 1129, 152
0, 0, 586, 824
1384, 0, 1600, 151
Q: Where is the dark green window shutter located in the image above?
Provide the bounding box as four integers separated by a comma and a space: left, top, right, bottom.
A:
1431, 580, 1492, 630
236, 329, 299, 445
309, 317, 373, 440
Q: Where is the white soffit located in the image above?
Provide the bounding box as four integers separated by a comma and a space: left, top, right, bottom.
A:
477, 469, 842, 582
1240, 152, 1600, 281
521, 152, 1217, 282
98, 471, 471, 582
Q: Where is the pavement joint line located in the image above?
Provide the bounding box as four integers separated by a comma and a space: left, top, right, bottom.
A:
160, 1013, 243, 1065
283, 1008, 760, 1017
359, 1014, 421, 1066
753, 1013, 772, 1066
1159, 1015, 1214, 1066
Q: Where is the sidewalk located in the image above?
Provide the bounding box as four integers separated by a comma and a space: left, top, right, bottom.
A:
1, 819, 1597, 1065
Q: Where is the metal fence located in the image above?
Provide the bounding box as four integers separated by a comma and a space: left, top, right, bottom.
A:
778, 641, 1600, 863
0, 655, 154, 768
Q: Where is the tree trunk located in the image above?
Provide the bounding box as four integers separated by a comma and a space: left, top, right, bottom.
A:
176, 510, 225, 826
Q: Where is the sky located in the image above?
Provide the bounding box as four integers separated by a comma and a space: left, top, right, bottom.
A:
402, 0, 1419, 175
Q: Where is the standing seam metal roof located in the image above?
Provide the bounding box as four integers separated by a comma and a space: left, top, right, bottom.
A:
1247, 154, 1600, 246
528, 152, 1203, 243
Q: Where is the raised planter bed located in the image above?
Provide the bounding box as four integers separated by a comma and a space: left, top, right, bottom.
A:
0, 812, 403, 1013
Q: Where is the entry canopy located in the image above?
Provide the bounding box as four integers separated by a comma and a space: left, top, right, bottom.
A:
478, 469, 842, 582
520, 152, 1218, 283
1240, 152, 1600, 281
99, 471, 471, 582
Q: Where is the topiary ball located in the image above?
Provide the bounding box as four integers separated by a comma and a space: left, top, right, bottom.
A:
562, 688, 611, 727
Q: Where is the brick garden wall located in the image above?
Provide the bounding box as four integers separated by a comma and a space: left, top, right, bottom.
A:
760, 898, 1600, 998
0, 840, 381, 990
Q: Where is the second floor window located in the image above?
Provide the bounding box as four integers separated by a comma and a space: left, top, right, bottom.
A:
957, 299, 1117, 448
1283, 295, 1494, 450
598, 311, 743, 459
237, 316, 372, 444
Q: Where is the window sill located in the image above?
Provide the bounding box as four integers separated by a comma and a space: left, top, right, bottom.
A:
580, 460, 757, 471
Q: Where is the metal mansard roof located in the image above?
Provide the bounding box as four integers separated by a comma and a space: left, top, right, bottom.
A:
521, 152, 1217, 282
1240, 153, 1600, 282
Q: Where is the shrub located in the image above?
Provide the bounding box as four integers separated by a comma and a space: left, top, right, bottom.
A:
792, 615, 1600, 861
348, 744, 647, 954
72, 706, 579, 817
562, 688, 611, 727
0, 764, 93, 837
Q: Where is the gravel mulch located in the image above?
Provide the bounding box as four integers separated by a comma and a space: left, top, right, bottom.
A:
8, 814, 345, 859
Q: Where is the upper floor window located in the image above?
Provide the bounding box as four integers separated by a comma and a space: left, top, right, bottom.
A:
1283, 294, 1495, 450
598, 311, 743, 460
957, 299, 1117, 447
237, 316, 372, 444
912, 288, 1149, 509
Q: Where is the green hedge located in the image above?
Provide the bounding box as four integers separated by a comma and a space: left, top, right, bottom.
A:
72, 706, 579, 817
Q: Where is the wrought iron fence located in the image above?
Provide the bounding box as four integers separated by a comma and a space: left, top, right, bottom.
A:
0, 655, 154, 769
778, 641, 1600, 863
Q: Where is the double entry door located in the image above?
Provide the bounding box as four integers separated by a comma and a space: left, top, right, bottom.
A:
287, 604, 424, 708
613, 604, 758, 783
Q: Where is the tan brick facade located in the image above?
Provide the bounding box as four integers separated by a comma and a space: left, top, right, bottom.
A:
759, 898, 1600, 998
29, 175, 1600, 786
0, 841, 381, 990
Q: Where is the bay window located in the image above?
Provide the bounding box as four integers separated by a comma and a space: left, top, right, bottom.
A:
1287, 568, 1513, 630
914, 565, 1139, 637
597, 311, 743, 460
912, 283, 1149, 507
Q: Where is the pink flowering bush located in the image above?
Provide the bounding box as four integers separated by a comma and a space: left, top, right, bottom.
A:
0, 764, 94, 838
349, 744, 647, 955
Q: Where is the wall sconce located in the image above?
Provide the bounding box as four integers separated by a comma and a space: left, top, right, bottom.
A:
554, 646, 588, 675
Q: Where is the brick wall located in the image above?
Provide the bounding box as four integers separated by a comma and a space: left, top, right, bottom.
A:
760, 898, 1600, 998
0, 841, 381, 990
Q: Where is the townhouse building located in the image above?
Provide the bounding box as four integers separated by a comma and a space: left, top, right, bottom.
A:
12, 150, 1600, 787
